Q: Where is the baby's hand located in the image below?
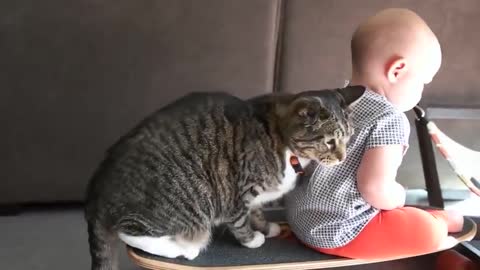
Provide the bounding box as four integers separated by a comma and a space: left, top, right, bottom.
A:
393, 182, 406, 208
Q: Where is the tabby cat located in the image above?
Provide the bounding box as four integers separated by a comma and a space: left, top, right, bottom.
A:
84, 85, 365, 270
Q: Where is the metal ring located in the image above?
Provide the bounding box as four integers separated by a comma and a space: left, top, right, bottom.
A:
413, 105, 426, 120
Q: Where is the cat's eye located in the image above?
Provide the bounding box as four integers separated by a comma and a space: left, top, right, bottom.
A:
318, 110, 330, 120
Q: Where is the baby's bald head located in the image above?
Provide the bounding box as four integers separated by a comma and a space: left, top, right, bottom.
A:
350, 8, 442, 111
351, 8, 438, 74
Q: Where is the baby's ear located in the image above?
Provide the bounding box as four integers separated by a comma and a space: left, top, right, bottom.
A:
336, 85, 365, 106
387, 57, 408, 83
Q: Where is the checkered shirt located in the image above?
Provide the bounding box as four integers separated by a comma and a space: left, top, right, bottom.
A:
285, 89, 410, 248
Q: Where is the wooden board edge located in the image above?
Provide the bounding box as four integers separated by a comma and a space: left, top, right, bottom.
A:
127, 247, 383, 270
126, 217, 477, 270
457, 217, 477, 243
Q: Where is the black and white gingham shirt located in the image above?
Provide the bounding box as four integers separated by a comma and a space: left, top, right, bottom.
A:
285, 89, 410, 248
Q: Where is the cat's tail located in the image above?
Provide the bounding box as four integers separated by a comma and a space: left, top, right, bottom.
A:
87, 219, 119, 270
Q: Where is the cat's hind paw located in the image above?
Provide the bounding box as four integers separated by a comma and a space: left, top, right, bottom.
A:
242, 231, 265, 248
265, 222, 281, 238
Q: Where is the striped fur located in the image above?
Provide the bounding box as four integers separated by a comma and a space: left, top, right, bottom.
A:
84, 86, 365, 270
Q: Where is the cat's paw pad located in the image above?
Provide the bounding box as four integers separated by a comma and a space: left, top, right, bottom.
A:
242, 231, 265, 248
266, 222, 281, 238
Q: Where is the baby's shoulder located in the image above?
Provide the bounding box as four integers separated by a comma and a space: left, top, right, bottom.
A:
352, 90, 406, 127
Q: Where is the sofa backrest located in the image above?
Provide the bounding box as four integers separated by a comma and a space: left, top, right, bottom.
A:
0, 0, 281, 203
2, 0, 480, 204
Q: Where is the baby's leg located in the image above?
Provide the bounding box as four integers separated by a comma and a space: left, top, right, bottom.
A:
312, 207, 459, 259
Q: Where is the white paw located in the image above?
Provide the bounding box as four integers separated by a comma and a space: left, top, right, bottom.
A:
266, 222, 281, 238
183, 247, 200, 260
242, 231, 265, 248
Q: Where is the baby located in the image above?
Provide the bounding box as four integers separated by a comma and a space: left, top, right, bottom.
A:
285, 8, 464, 259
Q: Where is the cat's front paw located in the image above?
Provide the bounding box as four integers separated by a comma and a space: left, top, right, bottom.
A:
265, 222, 281, 238
183, 246, 200, 260
242, 231, 265, 248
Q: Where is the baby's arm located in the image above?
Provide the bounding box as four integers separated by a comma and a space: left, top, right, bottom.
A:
355, 108, 410, 210
357, 145, 406, 210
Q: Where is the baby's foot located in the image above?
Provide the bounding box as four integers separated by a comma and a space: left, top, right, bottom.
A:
446, 210, 464, 233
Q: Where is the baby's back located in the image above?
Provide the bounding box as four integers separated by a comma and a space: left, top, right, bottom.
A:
285, 89, 410, 249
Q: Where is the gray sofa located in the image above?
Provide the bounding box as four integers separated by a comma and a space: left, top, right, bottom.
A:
2, 0, 480, 206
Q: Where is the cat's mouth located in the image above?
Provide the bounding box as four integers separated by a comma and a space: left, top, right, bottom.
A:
293, 148, 346, 167
318, 155, 345, 167
319, 159, 342, 167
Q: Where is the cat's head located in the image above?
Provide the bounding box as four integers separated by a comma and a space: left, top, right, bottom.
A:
277, 85, 365, 166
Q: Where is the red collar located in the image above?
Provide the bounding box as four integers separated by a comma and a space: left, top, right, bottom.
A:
289, 155, 305, 175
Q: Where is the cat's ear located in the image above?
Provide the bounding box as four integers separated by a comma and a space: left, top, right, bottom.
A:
297, 105, 316, 122
335, 85, 365, 107
293, 98, 329, 125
